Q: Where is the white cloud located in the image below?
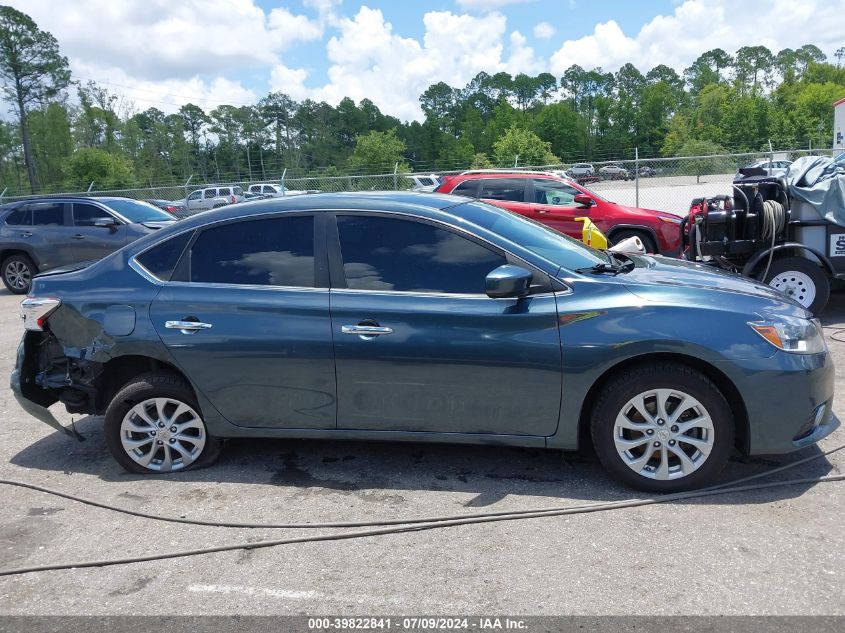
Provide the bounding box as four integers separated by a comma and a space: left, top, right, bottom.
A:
533, 21, 556, 40
507, 32, 545, 75
456, 0, 535, 10
305, 7, 514, 120
550, 0, 845, 75
269, 65, 312, 102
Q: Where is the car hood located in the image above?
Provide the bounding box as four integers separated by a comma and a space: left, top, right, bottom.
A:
619, 255, 808, 315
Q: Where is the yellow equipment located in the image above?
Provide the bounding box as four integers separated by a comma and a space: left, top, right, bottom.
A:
575, 216, 608, 249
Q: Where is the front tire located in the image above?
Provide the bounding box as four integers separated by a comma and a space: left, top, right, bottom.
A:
591, 363, 734, 492
2, 253, 36, 294
104, 372, 222, 474
763, 257, 829, 315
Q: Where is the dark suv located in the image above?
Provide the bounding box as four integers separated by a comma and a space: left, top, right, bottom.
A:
0, 197, 175, 294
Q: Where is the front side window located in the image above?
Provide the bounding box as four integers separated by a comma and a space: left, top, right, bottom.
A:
189, 216, 314, 287
31, 202, 65, 226
99, 199, 171, 223
188, 191, 201, 201
532, 179, 580, 206
219, 187, 231, 197
479, 178, 526, 202
73, 203, 111, 226
337, 215, 506, 294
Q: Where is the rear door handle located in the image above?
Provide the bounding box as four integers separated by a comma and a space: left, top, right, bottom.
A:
341, 324, 393, 338
165, 320, 213, 334
72, 234, 85, 240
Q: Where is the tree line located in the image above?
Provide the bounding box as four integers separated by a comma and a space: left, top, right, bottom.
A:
0, 4, 844, 195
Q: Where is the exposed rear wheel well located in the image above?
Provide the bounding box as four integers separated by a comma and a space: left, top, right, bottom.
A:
0, 249, 38, 270
96, 355, 194, 414
577, 353, 749, 454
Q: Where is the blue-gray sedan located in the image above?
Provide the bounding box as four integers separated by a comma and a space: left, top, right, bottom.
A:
10, 192, 839, 491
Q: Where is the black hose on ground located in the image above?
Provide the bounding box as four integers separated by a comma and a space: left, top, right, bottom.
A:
0, 443, 841, 576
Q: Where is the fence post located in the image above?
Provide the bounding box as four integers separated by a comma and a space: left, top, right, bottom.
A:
768, 139, 774, 169
514, 154, 519, 168
393, 162, 398, 190
87, 181, 95, 193
634, 147, 639, 208
184, 174, 193, 202
281, 168, 287, 196
0, 187, 6, 204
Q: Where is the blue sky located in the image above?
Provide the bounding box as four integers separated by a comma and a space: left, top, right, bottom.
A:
9, 0, 845, 121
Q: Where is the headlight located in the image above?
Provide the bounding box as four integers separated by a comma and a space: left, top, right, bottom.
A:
748, 317, 827, 354
658, 216, 682, 224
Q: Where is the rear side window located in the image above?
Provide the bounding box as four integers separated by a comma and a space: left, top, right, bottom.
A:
337, 215, 506, 294
203, 190, 215, 199
479, 178, 526, 202
219, 188, 231, 197
189, 216, 314, 287
73, 203, 110, 226
5, 207, 31, 226
31, 203, 65, 226
136, 231, 192, 281
451, 180, 479, 197
233, 187, 243, 196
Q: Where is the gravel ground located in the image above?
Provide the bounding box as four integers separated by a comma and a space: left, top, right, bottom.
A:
0, 287, 842, 616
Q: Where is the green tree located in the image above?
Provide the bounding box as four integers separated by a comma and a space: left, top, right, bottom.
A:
64, 147, 134, 189
533, 102, 583, 159
493, 126, 558, 167
29, 101, 72, 188
348, 129, 409, 173
0, 6, 71, 191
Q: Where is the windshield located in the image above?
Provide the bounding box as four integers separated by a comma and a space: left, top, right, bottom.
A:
99, 199, 174, 223
452, 200, 608, 271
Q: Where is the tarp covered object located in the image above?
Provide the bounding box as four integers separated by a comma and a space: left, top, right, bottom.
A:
787, 155, 845, 225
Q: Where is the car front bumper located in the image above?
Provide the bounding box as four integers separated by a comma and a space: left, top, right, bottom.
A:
716, 349, 838, 455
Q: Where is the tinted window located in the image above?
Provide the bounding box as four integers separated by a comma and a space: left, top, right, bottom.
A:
204, 190, 215, 199
73, 203, 111, 226
233, 187, 243, 196
417, 177, 434, 186
451, 180, 478, 197
5, 207, 31, 226
31, 203, 65, 226
188, 191, 201, 201
337, 216, 506, 294
532, 179, 580, 205
136, 231, 192, 281
479, 178, 525, 202
190, 216, 314, 287
219, 188, 231, 196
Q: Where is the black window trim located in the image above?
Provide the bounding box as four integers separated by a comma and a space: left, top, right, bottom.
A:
327, 210, 554, 297
477, 177, 530, 204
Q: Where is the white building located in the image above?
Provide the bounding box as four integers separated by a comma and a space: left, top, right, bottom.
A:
835, 96, 845, 154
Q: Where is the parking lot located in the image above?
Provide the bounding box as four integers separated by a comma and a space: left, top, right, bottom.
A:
0, 285, 842, 616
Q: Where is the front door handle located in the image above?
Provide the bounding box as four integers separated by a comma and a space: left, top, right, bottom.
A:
341, 324, 393, 339
165, 320, 213, 334
72, 234, 85, 240
19, 231, 31, 238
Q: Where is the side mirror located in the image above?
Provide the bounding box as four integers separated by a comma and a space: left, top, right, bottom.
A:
485, 265, 532, 299
574, 194, 594, 207
94, 217, 119, 231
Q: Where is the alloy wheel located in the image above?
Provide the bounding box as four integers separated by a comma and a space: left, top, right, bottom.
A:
613, 388, 714, 480
4, 260, 31, 291
119, 397, 206, 472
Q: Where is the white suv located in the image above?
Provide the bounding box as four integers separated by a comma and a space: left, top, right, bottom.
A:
568, 163, 595, 176
246, 183, 306, 197
185, 186, 244, 212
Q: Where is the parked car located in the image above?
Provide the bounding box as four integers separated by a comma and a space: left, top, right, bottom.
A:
12, 192, 838, 492
243, 192, 273, 201
0, 197, 175, 294
435, 170, 682, 255
147, 199, 186, 216
569, 163, 595, 176
638, 166, 657, 177
246, 183, 307, 198
184, 186, 244, 213
599, 164, 630, 180
405, 174, 441, 192
736, 159, 792, 179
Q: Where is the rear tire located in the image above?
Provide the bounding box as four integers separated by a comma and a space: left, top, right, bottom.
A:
591, 363, 734, 493
763, 257, 829, 315
611, 229, 657, 254
2, 253, 36, 294
104, 372, 223, 474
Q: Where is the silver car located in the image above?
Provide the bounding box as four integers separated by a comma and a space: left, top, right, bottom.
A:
184, 186, 245, 212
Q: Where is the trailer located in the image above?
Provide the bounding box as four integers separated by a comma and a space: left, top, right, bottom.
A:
680, 159, 845, 315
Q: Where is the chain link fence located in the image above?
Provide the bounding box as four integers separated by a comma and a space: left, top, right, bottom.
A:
1, 148, 841, 219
